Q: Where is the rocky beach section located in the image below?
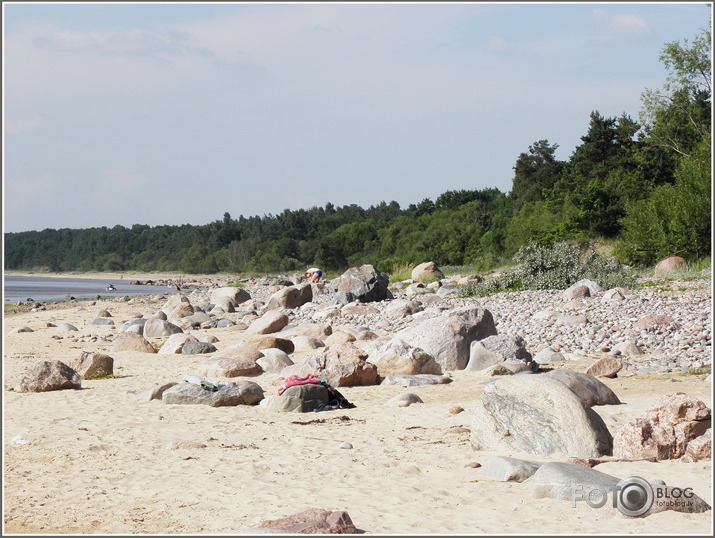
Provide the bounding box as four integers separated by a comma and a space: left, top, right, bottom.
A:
3, 264, 712, 534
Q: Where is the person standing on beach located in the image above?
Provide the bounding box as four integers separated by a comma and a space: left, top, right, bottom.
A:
305, 268, 322, 283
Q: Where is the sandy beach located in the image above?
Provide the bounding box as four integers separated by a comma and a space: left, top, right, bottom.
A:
2, 273, 712, 535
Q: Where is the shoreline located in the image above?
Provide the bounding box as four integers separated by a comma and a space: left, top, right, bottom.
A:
3, 270, 228, 283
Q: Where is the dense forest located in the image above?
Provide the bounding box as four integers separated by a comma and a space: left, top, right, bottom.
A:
4, 28, 711, 276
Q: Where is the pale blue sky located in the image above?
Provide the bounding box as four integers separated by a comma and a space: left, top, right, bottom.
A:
3, 1, 710, 233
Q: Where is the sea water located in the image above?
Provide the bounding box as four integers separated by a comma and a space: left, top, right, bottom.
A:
3, 275, 173, 304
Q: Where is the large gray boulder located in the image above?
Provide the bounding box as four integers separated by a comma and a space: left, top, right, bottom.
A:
465, 334, 535, 373
263, 283, 313, 311
332, 264, 393, 304
470, 374, 613, 458
262, 384, 331, 413
390, 305, 497, 371
120, 318, 147, 334
162, 381, 264, 406
246, 310, 290, 335
370, 338, 442, 377
521, 462, 620, 500
181, 341, 218, 355
210, 286, 251, 307
143, 317, 183, 338
478, 456, 543, 482
524, 462, 712, 515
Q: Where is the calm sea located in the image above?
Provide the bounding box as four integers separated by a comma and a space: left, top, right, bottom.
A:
3, 275, 173, 304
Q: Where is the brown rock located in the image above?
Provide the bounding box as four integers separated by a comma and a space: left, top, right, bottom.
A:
18, 360, 82, 392
256, 508, 358, 534
562, 285, 590, 300
634, 315, 678, 330
111, 332, 157, 353
613, 392, 712, 460
585, 356, 623, 378
241, 336, 295, 354
167, 304, 194, 320
285, 322, 333, 339
654, 256, 688, 276
305, 342, 378, 387
681, 429, 712, 462
411, 261, 445, 283
69, 351, 114, 379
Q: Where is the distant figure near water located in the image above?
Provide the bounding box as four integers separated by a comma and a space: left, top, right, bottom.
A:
168, 278, 185, 291
304, 268, 322, 283
106, 284, 116, 292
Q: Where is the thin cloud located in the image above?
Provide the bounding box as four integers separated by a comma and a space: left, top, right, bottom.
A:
4, 173, 57, 207
5, 116, 41, 135
590, 8, 652, 38
97, 167, 146, 194
32, 27, 215, 61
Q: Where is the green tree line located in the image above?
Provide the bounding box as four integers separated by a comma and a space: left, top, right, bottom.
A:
4, 27, 711, 275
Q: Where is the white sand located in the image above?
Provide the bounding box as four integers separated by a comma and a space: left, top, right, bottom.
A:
3, 284, 712, 535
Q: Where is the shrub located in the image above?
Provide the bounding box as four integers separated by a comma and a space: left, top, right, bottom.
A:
459, 241, 637, 297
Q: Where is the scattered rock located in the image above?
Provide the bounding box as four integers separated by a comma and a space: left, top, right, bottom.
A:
613, 392, 711, 460
470, 374, 613, 458
253, 508, 359, 534
585, 357, 623, 378
262, 384, 330, 413
17, 360, 82, 392
69, 351, 114, 379
111, 332, 157, 353
654, 256, 687, 276
162, 381, 264, 406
